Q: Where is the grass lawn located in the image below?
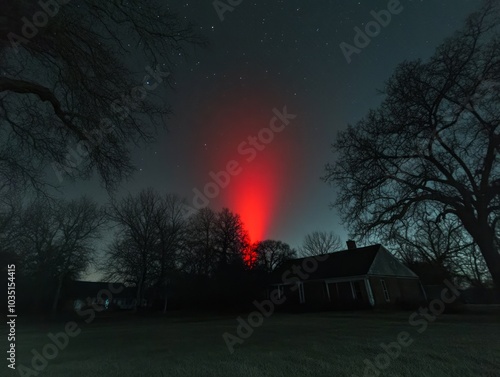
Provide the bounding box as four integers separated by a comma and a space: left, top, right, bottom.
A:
7, 311, 500, 377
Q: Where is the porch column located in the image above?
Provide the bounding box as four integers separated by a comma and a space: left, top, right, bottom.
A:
298, 282, 305, 304
325, 281, 331, 302
364, 278, 375, 306
350, 281, 356, 299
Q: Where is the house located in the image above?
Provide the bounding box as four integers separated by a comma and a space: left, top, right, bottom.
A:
269, 241, 427, 309
63, 281, 140, 312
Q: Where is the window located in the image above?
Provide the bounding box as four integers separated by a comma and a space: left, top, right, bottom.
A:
380, 280, 390, 302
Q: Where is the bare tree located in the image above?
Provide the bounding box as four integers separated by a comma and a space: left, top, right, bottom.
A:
181, 208, 218, 277
454, 244, 492, 287
255, 240, 296, 273
181, 207, 249, 276
388, 206, 472, 266
104, 236, 144, 288
0, 187, 22, 256
152, 194, 189, 313
300, 231, 343, 257
107, 188, 161, 309
323, 0, 500, 289
0, 0, 204, 193
213, 208, 249, 267
385, 204, 492, 285
15, 196, 106, 315
50, 197, 107, 315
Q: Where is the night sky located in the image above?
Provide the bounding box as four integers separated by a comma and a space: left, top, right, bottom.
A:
58, 0, 478, 271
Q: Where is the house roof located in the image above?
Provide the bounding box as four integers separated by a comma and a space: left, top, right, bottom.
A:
270, 244, 418, 283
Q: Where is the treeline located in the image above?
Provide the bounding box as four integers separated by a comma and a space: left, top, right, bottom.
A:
0, 188, 297, 315
1, 186, 493, 316
103, 188, 295, 311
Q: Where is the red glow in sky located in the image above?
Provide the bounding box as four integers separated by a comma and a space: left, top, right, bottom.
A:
194, 88, 299, 265
229, 164, 283, 268
227, 161, 283, 243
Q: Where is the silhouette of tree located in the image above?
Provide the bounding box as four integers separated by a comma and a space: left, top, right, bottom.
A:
324, 0, 500, 289
213, 208, 249, 267
389, 205, 471, 266
152, 194, 189, 313
181, 208, 218, 277
455, 245, 492, 287
387, 204, 491, 286
104, 236, 143, 288
254, 239, 295, 273
107, 188, 162, 308
181, 207, 249, 274
300, 231, 343, 257
15, 196, 106, 314
0, 187, 21, 257
0, 0, 204, 193
105, 189, 190, 309
176, 207, 250, 307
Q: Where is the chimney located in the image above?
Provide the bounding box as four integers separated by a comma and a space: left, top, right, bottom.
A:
346, 240, 357, 250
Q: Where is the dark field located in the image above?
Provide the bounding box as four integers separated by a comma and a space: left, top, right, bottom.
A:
8, 311, 500, 377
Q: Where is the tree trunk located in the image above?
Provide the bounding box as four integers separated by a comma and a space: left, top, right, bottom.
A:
135, 274, 144, 312
163, 290, 168, 314
467, 222, 500, 292
51, 275, 64, 318
476, 237, 500, 290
